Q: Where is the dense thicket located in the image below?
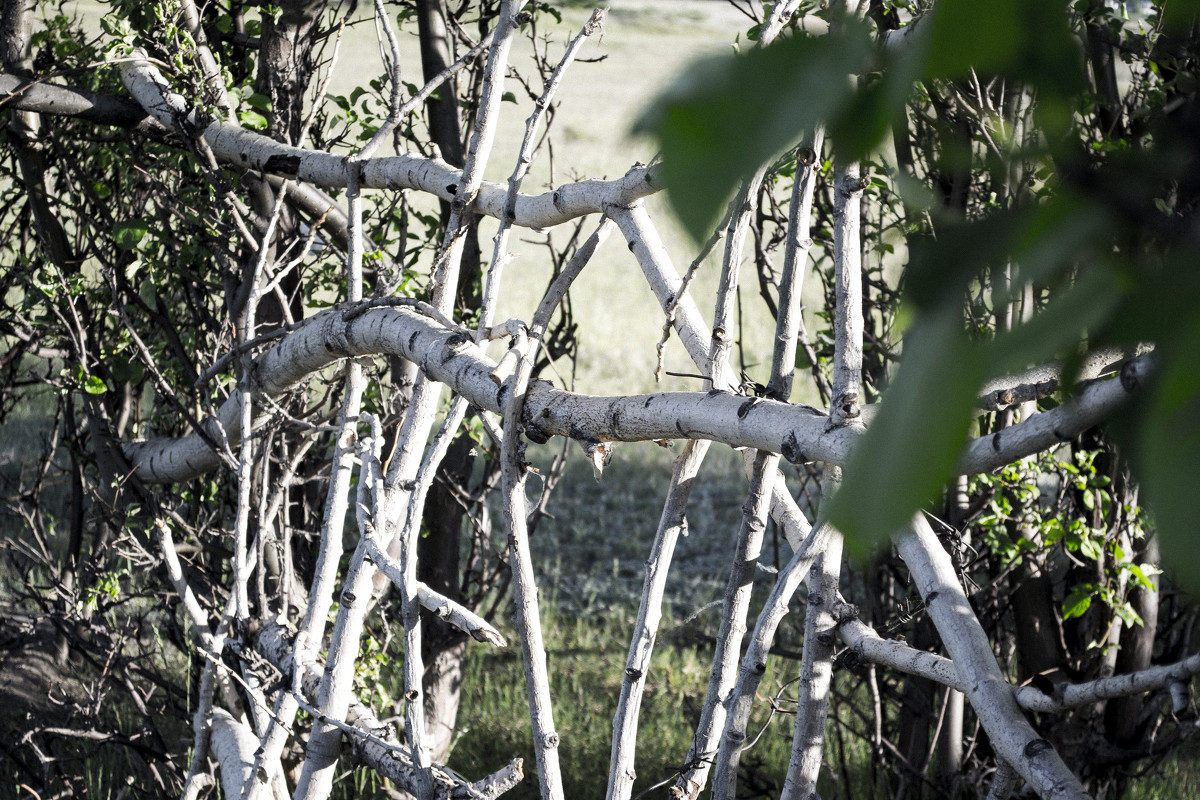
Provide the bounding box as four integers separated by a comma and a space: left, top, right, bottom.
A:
1, 2, 1198, 800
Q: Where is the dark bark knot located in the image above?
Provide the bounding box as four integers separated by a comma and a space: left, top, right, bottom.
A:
524, 407, 552, 445
263, 153, 301, 176
816, 629, 836, 647
446, 183, 458, 195
992, 432, 1003, 452
1120, 359, 1141, 392
1023, 738, 1052, 758
781, 431, 807, 464
625, 667, 643, 681
440, 332, 472, 364
837, 390, 861, 420
807, 591, 823, 606
405, 689, 420, 701
541, 731, 561, 749
924, 591, 940, 606
834, 602, 860, 623
737, 397, 762, 419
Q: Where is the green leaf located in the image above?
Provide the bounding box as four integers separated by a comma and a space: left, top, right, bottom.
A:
1127, 563, 1159, 592
246, 92, 273, 112
113, 218, 149, 250
1062, 585, 1093, 619
642, 25, 873, 240
1130, 320, 1200, 593
1158, 0, 1200, 31
926, 0, 1085, 104
1042, 518, 1065, 546
239, 109, 268, 130
84, 374, 107, 395
926, 0, 1024, 78
1079, 532, 1103, 562
829, 306, 984, 557
1113, 601, 1144, 628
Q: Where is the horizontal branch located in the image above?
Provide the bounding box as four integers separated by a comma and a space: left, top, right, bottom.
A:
957, 354, 1153, 475
118, 57, 659, 231
837, 604, 1200, 714
0, 72, 155, 129
975, 345, 1151, 411
123, 305, 1151, 486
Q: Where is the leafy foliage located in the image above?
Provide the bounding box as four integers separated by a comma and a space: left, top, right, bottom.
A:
650, 0, 1200, 586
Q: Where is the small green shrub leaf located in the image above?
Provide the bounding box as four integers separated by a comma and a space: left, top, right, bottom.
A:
113, 218, 149, 250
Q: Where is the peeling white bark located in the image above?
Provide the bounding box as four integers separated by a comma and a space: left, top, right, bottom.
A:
209, 708, 260, 800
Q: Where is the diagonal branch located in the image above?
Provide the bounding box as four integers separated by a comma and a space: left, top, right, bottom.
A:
895, 514, 1092, 800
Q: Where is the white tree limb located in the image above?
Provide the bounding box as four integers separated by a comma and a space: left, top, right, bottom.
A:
895, 515, 1091, 799
123, 307, 1152, 487
209, 708, 258, 800
607, 439, 710, 800
118, 57, 660, 232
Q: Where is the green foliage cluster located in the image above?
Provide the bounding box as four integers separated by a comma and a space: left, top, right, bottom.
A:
972, 446, 1160, 635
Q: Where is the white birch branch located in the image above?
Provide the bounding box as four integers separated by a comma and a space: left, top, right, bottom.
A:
209, 708, 258, 800
895, 514, 1091, 800
477, 8, 604, 334
673, 451, 778, 800
122, 308, 1152, 486
118, 57, 660, 230
293, 432, 385, 800
362, 524, 508, 646
606, 439, 710, 800
837, 601, 1200, 714
712, 516, 834, 800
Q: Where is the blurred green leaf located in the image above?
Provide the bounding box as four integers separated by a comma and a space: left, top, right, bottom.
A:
84, 374, 107, 395
239, 109, 268, 130
1062, 584, 1093, 619
113, 218, 149, 250
925, 0, 1024, 78
829, 306, 984, 557
641, 25, 874, 240
1131, 323, 1200, 593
